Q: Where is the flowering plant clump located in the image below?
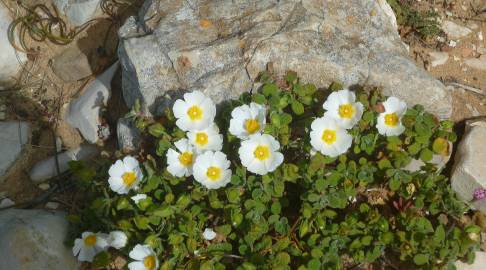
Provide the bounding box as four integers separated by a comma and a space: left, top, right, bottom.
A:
68, 71, 480, 269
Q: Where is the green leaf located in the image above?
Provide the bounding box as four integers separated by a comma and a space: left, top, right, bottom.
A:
434, 225, 446, 244
148, 123, 165, 137
328, 82, 343, 91
262, 83, 278, 97
432, 137, 449, 155
413, 254, 430, 265
389, 178, 401, 191
420, 148, 434, 162
92, 251, 111, 267
291, 100, 305, 115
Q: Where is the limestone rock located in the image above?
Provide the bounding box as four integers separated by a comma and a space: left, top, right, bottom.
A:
29, 145, 98, 182
66, 62, 119, 143
442, 20, 472, 39
429, 52, 449, 67
455, 251, 486, 270
0, 5, 27, 89
51, 44, 93, 82
119, 0, 452, 119
464, 55, 486, 71
53, 0, 102, 27
117, 118, 141, 153
0, 121, 30, 181
0, 209, 78, 270
451, 119, 486, 213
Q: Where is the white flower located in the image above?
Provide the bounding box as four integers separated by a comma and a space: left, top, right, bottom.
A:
108, 231, 128, 249
72, 232, 109, 262
166, 138, 196, 177
131, 194, 148, 204
203, 228, 217, 240
310, 115, 353, 157
108, 156, 143, 194
376, 96, 407, 136
128, 244, 159, 270
229, 102, 266, 139
238, 134, 284, 175
187, 124, 223, 153
322, 89, 364, 129
193, 151, 232, 189
172, 91, 216, 131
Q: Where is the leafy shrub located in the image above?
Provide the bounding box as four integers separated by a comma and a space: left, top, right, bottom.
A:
69, 71, 479, 270
387, 0, 441, 39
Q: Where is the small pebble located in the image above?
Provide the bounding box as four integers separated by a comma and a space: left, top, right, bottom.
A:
449, 40, 457, 47
479, 32, 483, 41
45, 202, 60, 209
38, 183, 50, 190
0, 198, 15, 208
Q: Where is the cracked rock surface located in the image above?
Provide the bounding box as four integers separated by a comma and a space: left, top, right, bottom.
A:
119, 0, 452, 118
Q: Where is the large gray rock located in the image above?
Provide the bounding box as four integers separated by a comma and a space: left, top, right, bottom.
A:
119, 0, 452, 118
0, 5, 27, 89
0, 209, 78, 270
0, 121, 30, 180
51, 44, 93, 82
29, 144, 98, 182
117, 118, 141, 153
66, 62, 119, 143
456, 251, 486, 270
451, 119, 486, 213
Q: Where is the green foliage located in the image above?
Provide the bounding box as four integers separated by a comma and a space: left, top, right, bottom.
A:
387, 0, 441, 39
69, 71, 478, 269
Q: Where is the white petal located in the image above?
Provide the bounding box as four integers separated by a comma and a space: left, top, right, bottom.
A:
267, 152, 284, 172
129, 244, 152, 261
78, 246, 97, 262
109, 177, 129, 194
109, 231, 128, 249
128, 261, 147, 270
123, 156, 139, 171
174, 138, 191, 152
108, 160, 126, 177
173, 99, 189, 119
383, 96, 407, 115
203, 228, 217, 240
72, 239, 83, 256
185, 90, 206, 105
322, 91, 341, 111
131, 194, 148, 203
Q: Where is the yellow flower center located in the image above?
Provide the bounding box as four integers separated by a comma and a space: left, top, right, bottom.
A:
253, 145, 270, 160
384, 113, 399, 126
143, 255, 156, 270
178, 151, 193, 166
244, 119, 260, 134
187, 105, 203, 121
206, 166, 222, 181
195, 132, 208, 146
84, 235, 97, 246
122, 172, 137, 187
338, 103, 355, 119
321, 129, 337, 145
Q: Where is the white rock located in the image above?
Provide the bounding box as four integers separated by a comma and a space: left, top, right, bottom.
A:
377, 0, 397, 31
117, 118, 141, 152
0, 198, 14, 208
53, 0, 102, 27
66, 62, 119, 143
0, 209, 78, 270
449, 40, 457, 47
429, 52, 449, 67
442, 21, 472, 39
464, 56, 486, 71
0, 121, 30, 181
456, 251, 486, 270
451, 119, 486, 213
38, 183, 50, 190
45, 202, 60, 209
0, 5, 27, 89
29, 144, 98, 182
478, 32, 483, 41
478, 47, 486, 55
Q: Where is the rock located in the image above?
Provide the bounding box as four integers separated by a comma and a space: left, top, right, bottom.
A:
51, 44, 93, 82
0, 121, 30, 181
429, 52, 449, 67
455, 251, 486, 270
0, 198, 14, 208
117, 118, 141, 153
66, 62, 119, 143
451, 119, 486, 213
464, 55, 486, 71
0, 5, 27, 89
45, 202, 60, 209
29, 144, 98, 183
0, 209, 78, 270
442, 20, 472, 39
53, 0, 102, 27
119, 0, 452, 119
